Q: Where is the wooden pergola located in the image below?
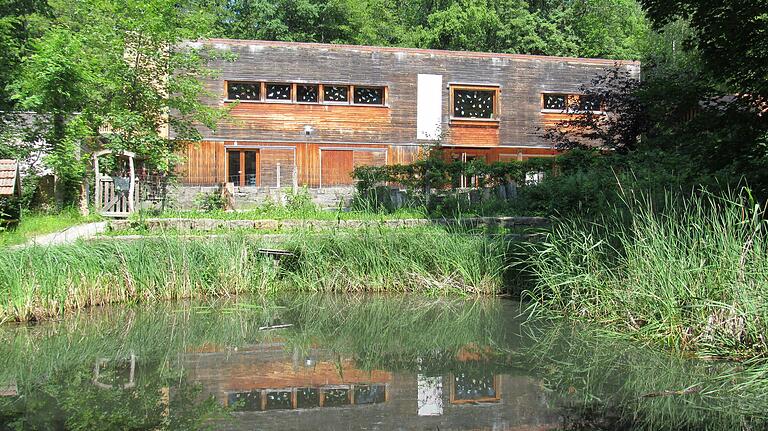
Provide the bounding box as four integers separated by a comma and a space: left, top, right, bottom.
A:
93, 149, 136, 217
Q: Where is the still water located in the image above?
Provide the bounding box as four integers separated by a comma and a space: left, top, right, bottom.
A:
0, 295, 765, 430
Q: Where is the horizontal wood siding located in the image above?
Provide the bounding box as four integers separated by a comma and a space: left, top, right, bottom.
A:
192, 40, 638, 149
260, 148, 295, 187
179, 141, 398, 186
448, 123, 500, 146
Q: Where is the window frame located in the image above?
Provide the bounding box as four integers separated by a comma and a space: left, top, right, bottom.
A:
449, 84, 500, 123
224, 80, 388, 107
296, 83, 321, 104
322, 84, 351, 105
225, 81, 263, 103
352, 85, 386, 106
540, 92, 604, 114
264, 82, 293, 103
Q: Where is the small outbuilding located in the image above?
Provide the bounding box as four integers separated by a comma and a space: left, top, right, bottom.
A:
0, 159, 22, 222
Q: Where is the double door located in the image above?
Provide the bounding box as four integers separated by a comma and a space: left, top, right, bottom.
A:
228, 150, 260, 187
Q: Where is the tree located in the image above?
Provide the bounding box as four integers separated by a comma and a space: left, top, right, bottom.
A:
543, 67, 646, 154
640, 0, 768, 99
10, 0, 227, 210
11, 29, 94, 208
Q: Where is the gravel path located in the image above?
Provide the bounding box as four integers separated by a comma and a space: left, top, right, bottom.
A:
16, 222, 108, 248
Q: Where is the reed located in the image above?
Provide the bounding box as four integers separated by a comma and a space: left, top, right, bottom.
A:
525, 189, 768, 358
0, 227, 508, 321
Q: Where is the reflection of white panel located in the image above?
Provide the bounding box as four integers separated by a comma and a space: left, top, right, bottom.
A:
417, 374, 443, 416
417, 74, 443, 140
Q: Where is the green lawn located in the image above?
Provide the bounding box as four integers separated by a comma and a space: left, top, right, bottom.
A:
0, 208, 101, 247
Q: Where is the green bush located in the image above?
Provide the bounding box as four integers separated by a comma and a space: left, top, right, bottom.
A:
193, 188, 226, 212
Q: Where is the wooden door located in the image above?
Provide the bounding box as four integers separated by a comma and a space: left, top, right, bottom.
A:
321, 150, 354, 186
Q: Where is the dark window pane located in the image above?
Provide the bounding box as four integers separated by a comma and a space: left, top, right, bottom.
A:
228, 391, 261, 411
228, 151, 240, 184
543, 93, 567, 110
579, 95, 602, 111
245, 151, 257, 186
297, 388, 320, 409
227, 82, 260, 101
354, 384, 386, 404
298, 85, 319, 103
323, 388, 350, 407
323, 86, 349, 102
353, 87, 384, 105
266, 83, 291, 100
265, 390, 292, 410
453, 89, 495, 118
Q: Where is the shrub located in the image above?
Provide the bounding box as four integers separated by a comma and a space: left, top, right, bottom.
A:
193, 188, 226, 212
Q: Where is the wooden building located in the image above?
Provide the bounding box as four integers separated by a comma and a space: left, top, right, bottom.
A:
180, 39, 640, 188
0, 159, 22, 222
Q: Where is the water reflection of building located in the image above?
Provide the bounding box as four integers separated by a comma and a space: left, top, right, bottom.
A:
183, 343, 559, 430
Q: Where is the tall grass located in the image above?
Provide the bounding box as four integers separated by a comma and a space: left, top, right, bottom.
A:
526, 189, 768, 358
0, 227, 508, 321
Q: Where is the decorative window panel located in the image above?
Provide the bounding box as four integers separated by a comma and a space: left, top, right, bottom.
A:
323, 85, 349, 102
297, 84, 319, 103
543, 93, 567, 110
227, 82, 260, 101
578, 95, 602, 111
266, 83, 291, 100
353, 87, 384, 105
452, 88, 496, 119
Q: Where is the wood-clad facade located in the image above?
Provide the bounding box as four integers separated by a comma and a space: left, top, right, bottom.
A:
180, 39, 640, 187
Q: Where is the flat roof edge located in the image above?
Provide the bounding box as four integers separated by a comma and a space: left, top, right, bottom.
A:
196, 38, 641, 66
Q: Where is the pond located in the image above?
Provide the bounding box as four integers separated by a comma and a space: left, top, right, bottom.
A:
0, 295, 766, 430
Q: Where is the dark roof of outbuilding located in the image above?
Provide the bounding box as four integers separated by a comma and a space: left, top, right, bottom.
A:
0, 160, 20, 196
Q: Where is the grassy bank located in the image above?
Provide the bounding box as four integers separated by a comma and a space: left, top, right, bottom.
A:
526, 190, 768, 359
0, 208, 100, 247
0, 227, 508, 321
142, 206, 426, 221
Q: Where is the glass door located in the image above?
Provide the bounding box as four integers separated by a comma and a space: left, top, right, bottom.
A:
227, 150, 260, 186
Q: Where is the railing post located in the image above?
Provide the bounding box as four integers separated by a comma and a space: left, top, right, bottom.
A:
292, 165, 298, 193
276, 163, 281, 189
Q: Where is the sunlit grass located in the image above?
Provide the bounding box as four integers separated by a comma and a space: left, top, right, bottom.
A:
0, 208, 101, 247
525, 188, 768, 359
0, 227, 509, 321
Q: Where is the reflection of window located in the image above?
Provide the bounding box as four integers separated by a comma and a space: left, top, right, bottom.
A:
323, 387, 351, 407
324, 86, 349, 103
266, 83, 291, 100
354, 384, 386, 404
228, 391, 262, 411
297, 387, 320, 408
227, 82, 260, 101
450, 373, 500, 404
451, 86, 498, 119
353, 87, 384, 105
298, 85, 319, 103
265, 390, 292, 410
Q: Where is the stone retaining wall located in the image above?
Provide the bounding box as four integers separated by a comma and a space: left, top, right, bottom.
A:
109, 216, 549, 232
